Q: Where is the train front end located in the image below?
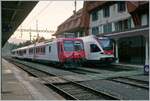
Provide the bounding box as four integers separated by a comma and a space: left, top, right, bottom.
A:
59, 38, 86, 68
97, 37, 116, 63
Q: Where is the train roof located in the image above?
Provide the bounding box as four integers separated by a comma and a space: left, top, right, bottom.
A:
12, 41, 50, 52
79, 35, 111, 40
11, 37, 82, 52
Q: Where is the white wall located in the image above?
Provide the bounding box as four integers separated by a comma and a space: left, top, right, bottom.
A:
89, 3, 133, 34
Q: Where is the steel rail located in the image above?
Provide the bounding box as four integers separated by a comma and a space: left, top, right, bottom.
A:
120, 77, 149, 84
7, 59, 111, 100
6, 58, 121, 100
7, 58, 77, 100
110, 79, 149, 89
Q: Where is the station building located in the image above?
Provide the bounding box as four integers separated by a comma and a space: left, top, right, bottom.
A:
54, 1, 149, 65
54, 9, 89, 38
84, 1, 149, 65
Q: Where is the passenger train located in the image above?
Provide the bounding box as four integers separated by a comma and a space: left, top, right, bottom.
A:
11, 38, 85, 68
79, 35, 115, 64
11, 36, 116, 68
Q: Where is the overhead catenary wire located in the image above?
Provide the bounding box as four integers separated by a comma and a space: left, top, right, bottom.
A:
26, 1, 53, 27
18, 1, 53, 40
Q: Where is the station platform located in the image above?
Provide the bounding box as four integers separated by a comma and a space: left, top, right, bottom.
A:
112, 63, 143, 69
1, 58, 64, 100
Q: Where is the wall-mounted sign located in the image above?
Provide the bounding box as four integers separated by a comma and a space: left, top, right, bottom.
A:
144, 65, 149, 75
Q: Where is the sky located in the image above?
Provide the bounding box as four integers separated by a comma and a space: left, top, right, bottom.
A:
8, 1, 83, 44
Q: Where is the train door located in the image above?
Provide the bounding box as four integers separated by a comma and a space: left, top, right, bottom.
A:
57, 42, 64, 62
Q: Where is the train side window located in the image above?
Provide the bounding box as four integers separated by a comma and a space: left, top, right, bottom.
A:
90, 44, 101, 52
35, 48, 37, 53
41, 47, 42, 53
39, 48, 40, 53
37, 47, 39, 53
29, 48, 33, 54
49, 46, 51, 52
43, 47, 45, 53
24, 50, 26, 54
39, 47, 41, 53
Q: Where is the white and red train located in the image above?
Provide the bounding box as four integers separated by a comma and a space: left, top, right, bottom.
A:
11, 38, 85, 67
11, 36, 116, 68
79, 35, 115, 64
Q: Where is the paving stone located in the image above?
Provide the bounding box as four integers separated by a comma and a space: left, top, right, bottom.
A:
2, 58, 65, 100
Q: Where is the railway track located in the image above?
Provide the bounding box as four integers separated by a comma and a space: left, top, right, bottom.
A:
6, 58, 120, 100
121, 76, 149, 84
109, 77, 149, 89
66, 68, 100, 75
84, 64, 135, 72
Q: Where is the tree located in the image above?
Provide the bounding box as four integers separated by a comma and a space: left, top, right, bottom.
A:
32, 36, 46, 43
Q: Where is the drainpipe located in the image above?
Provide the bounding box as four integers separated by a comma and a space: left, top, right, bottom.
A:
115, 39, 119, 63
145, 37, 149, 65
144, 36, 149, 75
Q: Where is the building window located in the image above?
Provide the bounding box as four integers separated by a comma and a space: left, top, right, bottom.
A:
79, 31, 84, 37
103, 23, 112, 33
103, 7, 110, 18
115, 18, 131, 32
92, 10, 98, 21
92, 27, 99, 35
99, 26, 103, 34
117, 1, 126, 12
90, 44, 101, 52
141, 14, 148, 26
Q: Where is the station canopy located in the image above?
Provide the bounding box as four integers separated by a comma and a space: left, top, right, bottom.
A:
2, 1, 38, 47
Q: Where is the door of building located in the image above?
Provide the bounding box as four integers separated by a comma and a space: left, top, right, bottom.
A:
118, 36, 145, 65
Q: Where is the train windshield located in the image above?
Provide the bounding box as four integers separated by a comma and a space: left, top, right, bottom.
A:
64, 40, 74, 52
63, 40, 83, 52
98, 38, 113, 50
74, 41, 83, 51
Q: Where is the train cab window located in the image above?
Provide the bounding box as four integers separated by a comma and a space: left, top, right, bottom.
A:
49, 46, 51, 52
90, 44, 101, 52
74, 41, 83, 51
98, 38, 113, 50
64, 40, 74, 52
